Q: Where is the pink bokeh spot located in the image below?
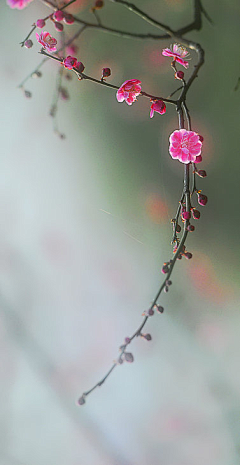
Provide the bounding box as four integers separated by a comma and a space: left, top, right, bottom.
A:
169, 129, 203, 164
7, 0, 33, 8
116, 79, 141, 106
162, 43, 189, 69
36, 31, 57, 52
150, 100, 166, 118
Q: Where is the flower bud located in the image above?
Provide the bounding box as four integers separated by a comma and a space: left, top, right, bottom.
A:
187, 224, 195, 232
184, 252, 192, 259
182, 211, 191, 220
54, 10, 64, 21
36, 19, 46, 28
63, 13, 75, 24
164, 286, 169, 293
197, 193, 208, 206
161, 264, 169, 274
31, 71, 42, 78
166, 280, 172, 286
78, 396, 86, 406
102, 67, 111, 78
124, 352, 134, 363
54, 22, 64, 32
24, 39, 33, 49
192, 209, 200, 220
197, 170, 207, 178
176, 224, 181, 233
147, 308, 154, 316
124, 337, 131, 344
175, 70, 184, 80
95, 0, 104, 8
24, 90, 32, 98
155, 305, 164, 313
143, 333, 152, 341
75, 61, 85, 73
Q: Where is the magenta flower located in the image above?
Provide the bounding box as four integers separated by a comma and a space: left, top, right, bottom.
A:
116, 79, 141, 106
150, 100, 166, 118
36, 31, 57, 52
162, 44, 189, 69
7, 0, 33, 8
169, 129, 203, 164
61, 56, 78, 70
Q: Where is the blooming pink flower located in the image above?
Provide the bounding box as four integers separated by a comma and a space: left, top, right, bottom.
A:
116, 79, 141, 106
150, 100, 166, 118
162, 44, 189, 69
169, 129, 203, 164
36, 31, 57, 52
61, 56, 78, 70
7, 0, 33, 9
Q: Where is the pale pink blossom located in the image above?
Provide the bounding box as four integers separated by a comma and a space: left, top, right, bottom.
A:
116, 79, 141, 105
7, 0, 33, 9
61, 56, 78, 70
162, 44, 189, 69
36, 31, 57, 52
169, 129, 202, 164
150, 100, 166, 118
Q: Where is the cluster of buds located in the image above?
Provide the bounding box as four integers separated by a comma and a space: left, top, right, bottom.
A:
61, 55, 85, 73
173, 243, 192, 260
35, 10, 75, 34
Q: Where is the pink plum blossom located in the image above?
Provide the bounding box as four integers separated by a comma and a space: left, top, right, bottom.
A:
116, 79, 141, 105
7, 0, 33, 8
169, 129, 203, 164
150, 100, 166, 118
36, 31, 57, 52
162, 44, 189, 69
61, 56, 78, 70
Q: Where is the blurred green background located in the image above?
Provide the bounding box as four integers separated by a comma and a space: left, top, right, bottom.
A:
1, 1, 240, 464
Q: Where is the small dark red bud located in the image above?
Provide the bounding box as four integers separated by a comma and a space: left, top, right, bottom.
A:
95, 0, 104, 8
187, 224, 195, 232
24, 90, 32, 98
54, 10, 64, 21
184, 252, 192, 259
75, 61, 85, 73
166, 280, 172, 286
197, 193, 208, 206
182, 211, 191, 220
54, 22, 64, 32
161, 264, 169, 274
176, 224, 181, 232
102, 67, 111, 78
124, 352, 134, 363
124, 337, 131, 344
192, 209, 200, 220
197, 170, 207, 178
164, 286, 169, 293
78, 396, 86, 406
143, 333, 152, 341
155, 305, 164, 313
36, 19, 45, 28
24, 39, 33, 49
32, 71, 42, 78
63, 13, 75, 24
177, 254, 182, 260
175, 70, 184, 80
147, 308, 154, 316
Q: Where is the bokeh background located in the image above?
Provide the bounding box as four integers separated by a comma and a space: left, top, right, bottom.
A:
1, 0, 240, 464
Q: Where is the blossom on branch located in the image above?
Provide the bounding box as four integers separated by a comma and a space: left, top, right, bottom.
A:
162, 44, 189, 69
150, 100, 166, 118
116, 79, 141, 105
61, 56, 78, 70
7, 0, 33, 9
169, 129, 203, 164
36, 31, 57, 52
